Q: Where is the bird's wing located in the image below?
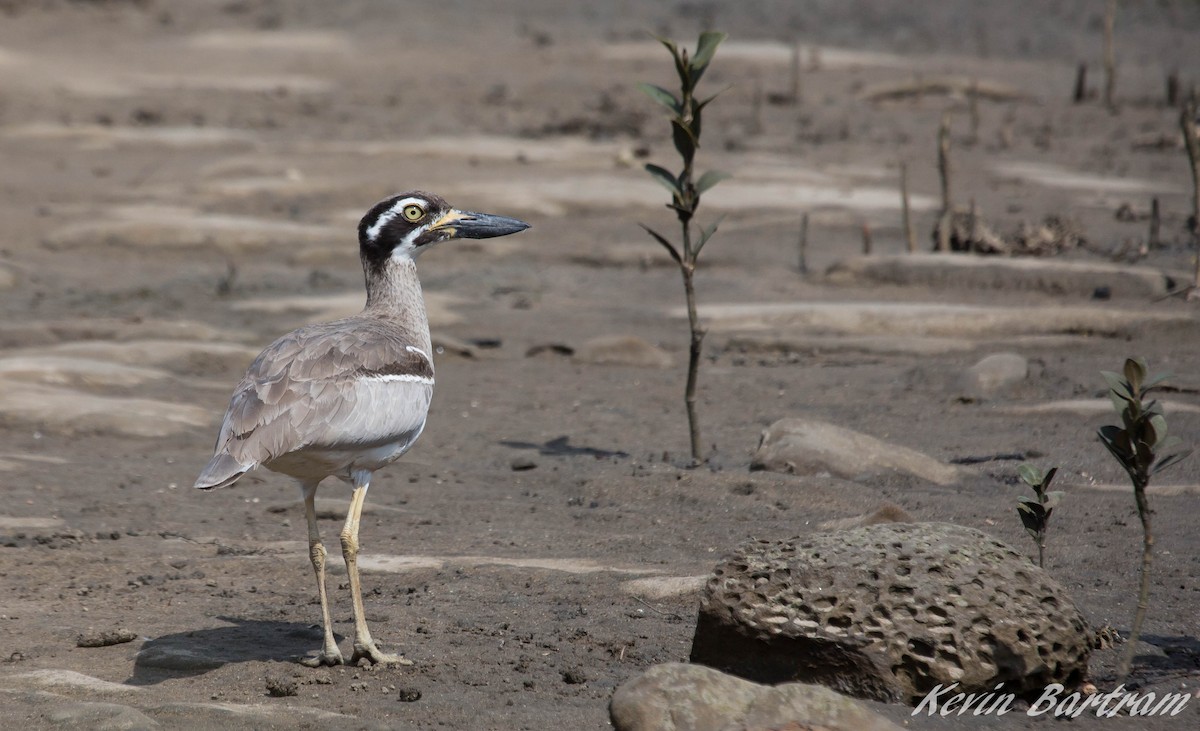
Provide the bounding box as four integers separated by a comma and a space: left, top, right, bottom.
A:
211, 320, 434, 469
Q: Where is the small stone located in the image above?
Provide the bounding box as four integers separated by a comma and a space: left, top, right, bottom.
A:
959, 352, 1028, 400
265, 674, 298, 697
574, 335, 672, 368
76, 628, 138, 648
750, 418, 961, 485
510, 457, 537, 471
395, 687, 422, 702
135, 644, 224, 671
561, 668, 587, 685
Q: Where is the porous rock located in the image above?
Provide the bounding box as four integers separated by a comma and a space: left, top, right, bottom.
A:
690, 522, 1091, 705
610, 662, 901, 731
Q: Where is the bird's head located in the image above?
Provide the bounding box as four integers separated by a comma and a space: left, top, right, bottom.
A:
358, 191, 529, 268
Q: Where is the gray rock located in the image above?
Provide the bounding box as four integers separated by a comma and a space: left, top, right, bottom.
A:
148, 701, 387, 731
682, 300, 1196, 339
135, 644, 225, 672
0, 379, 212, 437
750, 418, 961, 486
825, 253, 1177, 299
610, 662, 902, 731
817, 502, 914, 532
959, 352, 1028, 400
690, 522, 1092, 705
574, 335, 672, 368
44, 701, 158, 730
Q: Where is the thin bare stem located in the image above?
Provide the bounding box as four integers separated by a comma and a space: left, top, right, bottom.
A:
682, 262, 704, 462
1103, 0, 1117, 111
798, 212, 809, 273
967, 79, 980, 145
789, 41, 802, 105
900, 161, 916, 253
1181, 99, 1200, 290
936, 113, 953, 253
1149, 197, 1160, 249
1118, 477, 1154, 681
1073, 63, 1088, 104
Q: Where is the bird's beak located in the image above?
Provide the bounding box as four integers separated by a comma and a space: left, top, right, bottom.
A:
429, 209, 530, 239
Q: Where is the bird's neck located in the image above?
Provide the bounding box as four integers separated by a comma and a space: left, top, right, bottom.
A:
362, 256, 432, 356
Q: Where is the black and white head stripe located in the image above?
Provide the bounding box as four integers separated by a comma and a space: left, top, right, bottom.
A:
357, 191, 528, 271
359, 192, 447, 246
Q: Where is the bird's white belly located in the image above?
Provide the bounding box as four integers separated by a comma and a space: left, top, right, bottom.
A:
265, 430, 422, 483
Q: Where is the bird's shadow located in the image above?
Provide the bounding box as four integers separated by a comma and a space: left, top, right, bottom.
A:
499, 435, 629, 459
126, 616, 338, 686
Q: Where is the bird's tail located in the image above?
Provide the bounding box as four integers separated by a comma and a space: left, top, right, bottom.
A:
194, 453, 252, 490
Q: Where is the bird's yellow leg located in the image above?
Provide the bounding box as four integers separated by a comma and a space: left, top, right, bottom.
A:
341, 476, 411, 666
299, 482, 344, 667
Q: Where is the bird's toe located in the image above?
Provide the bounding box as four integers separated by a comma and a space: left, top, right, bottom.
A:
351, 642, 412, 666
298, 649, 345, 667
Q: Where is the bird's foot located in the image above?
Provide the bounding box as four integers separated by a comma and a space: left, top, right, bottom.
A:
351, 641, 412, 666
298, 648, 345, 667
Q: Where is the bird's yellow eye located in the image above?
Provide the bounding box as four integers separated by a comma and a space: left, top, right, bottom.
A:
402, 204, 425, 222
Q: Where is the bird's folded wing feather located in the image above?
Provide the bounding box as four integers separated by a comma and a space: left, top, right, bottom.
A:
213, 320, 434, 467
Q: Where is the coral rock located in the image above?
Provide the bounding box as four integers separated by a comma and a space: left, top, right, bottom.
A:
690, 522, 1091, 704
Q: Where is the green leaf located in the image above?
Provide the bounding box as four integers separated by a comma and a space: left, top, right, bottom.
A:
671, 118, 697, 167
1098, 425, 1134, 466
654, 35, 679, 56
1148, 413, 1168, 447
1124, 357, 1147, 393
644, 163, 683, 201
1016, 495, 1040, 506
1101, 370, 1133, 401
694, 214, 726, 258
1043, 490, 1065, 510
1157, 435, 1183, 452
1042, 466, 1058, 489
1152, 448, 1193, 475
1143, 371, 1172, 391
1017, 463, 1042, 487
1016, 503, 1045, 534
689, 31, 727, 83
638, 223, 683, 267
650, 35, 690, 90
695, 169, 730, 196
637, 83, 682, 115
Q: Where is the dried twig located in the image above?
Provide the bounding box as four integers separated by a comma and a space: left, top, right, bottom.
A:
632, 595, 684, 620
